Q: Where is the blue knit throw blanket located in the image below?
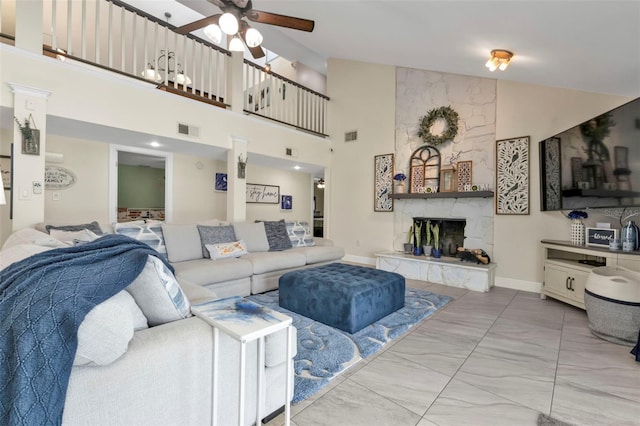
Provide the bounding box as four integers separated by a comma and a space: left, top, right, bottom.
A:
0, 234, 173, 426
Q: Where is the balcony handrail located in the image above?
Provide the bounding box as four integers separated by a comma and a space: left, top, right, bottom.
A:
3, 0, 329, 136
243, 59, 329, 100
107, 0, 230, 57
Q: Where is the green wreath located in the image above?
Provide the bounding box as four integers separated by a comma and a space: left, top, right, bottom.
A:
417, 106, 459, 146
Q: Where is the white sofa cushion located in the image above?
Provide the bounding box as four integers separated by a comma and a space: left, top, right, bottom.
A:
206, 240, 248, 259
161, 224, 202, 263
0, 244, 52, 271
233, 222, 270, 252
290, 245, 346, 264
2, 228, 67, 250
126, 255, 191, 326
242, 251, 306, 275
172, 257, 253, 285
73, 290, 147, 366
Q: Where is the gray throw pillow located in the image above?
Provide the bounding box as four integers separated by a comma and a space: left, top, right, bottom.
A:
257, 219, 292, 251
46, 221, 103, 235
197, 225, 236, 258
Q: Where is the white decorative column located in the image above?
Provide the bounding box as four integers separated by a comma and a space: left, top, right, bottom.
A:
8, 83, 52, 232
227, 137, 248, 222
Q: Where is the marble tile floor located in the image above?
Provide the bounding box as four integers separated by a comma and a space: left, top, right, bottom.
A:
266, 280, 640, 426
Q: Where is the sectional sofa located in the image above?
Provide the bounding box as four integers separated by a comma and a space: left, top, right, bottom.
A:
161, 219, 345, 297
0, 227, 299, 425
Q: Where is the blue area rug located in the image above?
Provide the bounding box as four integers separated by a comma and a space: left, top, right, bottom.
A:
247, 288, 452, 404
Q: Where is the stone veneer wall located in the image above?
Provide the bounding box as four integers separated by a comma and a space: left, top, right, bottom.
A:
394, 68, 497, 256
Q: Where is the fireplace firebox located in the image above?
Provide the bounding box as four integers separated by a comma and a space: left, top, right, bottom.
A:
413, 217, 466, 256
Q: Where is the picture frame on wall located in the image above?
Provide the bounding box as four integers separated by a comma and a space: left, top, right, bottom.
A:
540, 137, 562, 210
21, 129, 40, 156
246, 183, 280, 204
496, 136, 530, 215
0, 155, 11, 190
373, 153, 394, 212
281, 195, 292, 210
214, 173, 227, 192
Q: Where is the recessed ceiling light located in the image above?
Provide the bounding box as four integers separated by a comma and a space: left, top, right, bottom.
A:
294, 165, 301, 170
150, 141, 160, 148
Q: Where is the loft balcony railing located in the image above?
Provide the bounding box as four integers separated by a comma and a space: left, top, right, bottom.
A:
0, 0, 328, 137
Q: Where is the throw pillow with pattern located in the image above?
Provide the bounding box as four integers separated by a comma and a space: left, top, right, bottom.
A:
197, 225, 236, 258
257, 219, 292, 251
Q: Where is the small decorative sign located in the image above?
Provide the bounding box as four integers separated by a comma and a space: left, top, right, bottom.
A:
246, 183, 279, 204
45, 165, 77, 190
586, 227, 618, 247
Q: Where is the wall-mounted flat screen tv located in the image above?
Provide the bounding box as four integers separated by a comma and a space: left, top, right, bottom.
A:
539, 97, 640, 211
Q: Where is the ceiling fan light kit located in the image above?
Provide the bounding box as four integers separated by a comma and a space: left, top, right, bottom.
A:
203, 24, 222, 43
485, 49, 513, 71
244, 27, 263, 48
229, 36, 245, 52
175, 0, 314, 60
219, 12, 239, 35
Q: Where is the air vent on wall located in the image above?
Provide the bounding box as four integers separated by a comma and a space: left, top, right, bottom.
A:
344, 130, 358, 142
177, 122, 200, 138
285, 147, 298, 158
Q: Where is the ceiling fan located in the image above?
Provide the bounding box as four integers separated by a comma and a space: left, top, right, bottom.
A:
175, 0, 315, 59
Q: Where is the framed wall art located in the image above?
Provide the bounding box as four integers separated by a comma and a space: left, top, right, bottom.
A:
496, 136, 530, 215
246, 183, 280, 204
215, 173, 227, 191
456, 160, 472, 192
540, 137, 561, 210
281, 195, 292, 210
374, 153, 393, 212
0, 155, 11, 190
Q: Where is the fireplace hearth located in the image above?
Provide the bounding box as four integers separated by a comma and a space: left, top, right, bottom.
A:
413, 217, 465, 256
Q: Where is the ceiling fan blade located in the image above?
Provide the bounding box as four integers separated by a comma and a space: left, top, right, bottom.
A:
246, 10, 314, 32
174, 14, 221, 35
239, 22, 265, 59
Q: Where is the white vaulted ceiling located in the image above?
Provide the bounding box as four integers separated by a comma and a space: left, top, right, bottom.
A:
125, 0, 640, 97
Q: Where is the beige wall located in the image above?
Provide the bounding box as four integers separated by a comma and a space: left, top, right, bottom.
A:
326, 59, 397, 261
326, 58, 632, 287
245, 164, 312, 223
494, 80, 631, 288
44, 135, 110, 226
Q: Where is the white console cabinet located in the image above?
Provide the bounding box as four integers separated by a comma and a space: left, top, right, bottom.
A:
541, 240, 640, 309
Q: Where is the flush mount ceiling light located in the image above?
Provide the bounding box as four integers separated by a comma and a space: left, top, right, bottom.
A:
485, 49, 513, 72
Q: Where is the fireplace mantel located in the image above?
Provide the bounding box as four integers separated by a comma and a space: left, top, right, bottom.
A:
390, 191, 494, 200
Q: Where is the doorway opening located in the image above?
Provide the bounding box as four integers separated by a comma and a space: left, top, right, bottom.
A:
313, 178, 324, 237
109, 145, 173, 224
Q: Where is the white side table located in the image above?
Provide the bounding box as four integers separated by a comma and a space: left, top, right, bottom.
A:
191, 296, 293, 426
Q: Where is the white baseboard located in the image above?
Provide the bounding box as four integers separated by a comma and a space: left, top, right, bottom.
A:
495, 276, 542, 293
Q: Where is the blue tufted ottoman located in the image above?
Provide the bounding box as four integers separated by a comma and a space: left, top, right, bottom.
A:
278, 263, 405, 333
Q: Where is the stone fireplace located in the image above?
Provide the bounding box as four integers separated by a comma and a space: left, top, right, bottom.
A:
413, 217, 465, 256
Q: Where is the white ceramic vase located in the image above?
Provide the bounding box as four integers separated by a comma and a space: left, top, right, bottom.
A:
571, 219, 585, 245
